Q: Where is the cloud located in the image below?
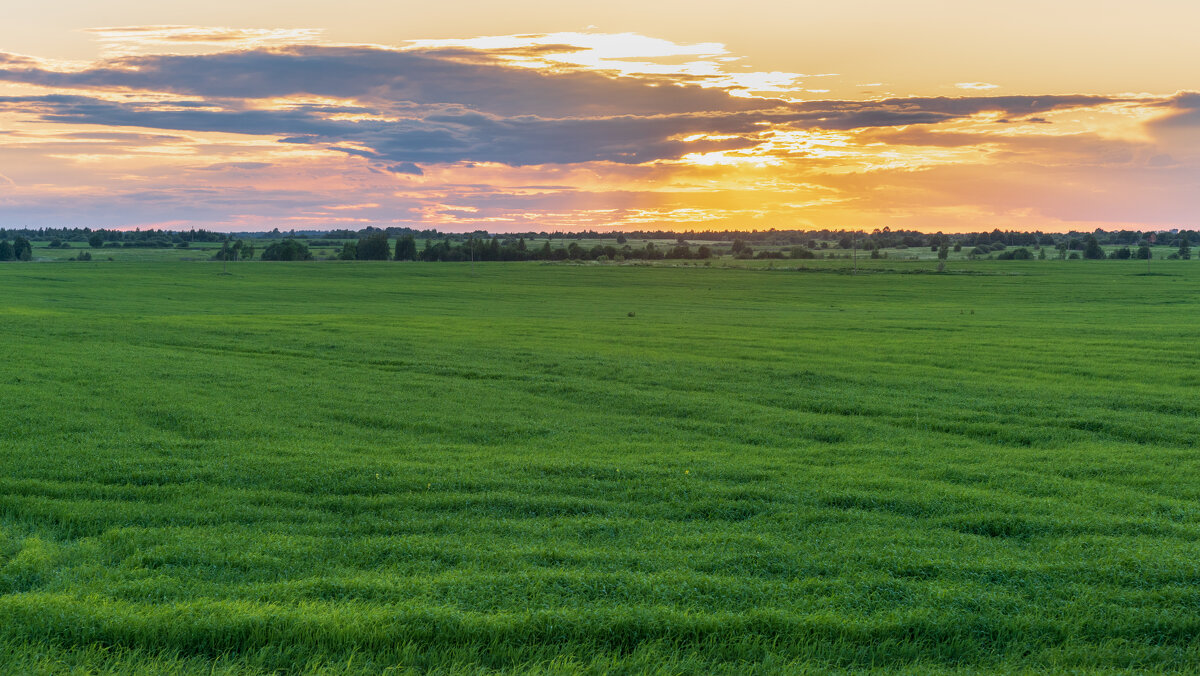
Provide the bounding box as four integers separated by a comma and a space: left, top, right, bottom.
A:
1147, 92, 1200, 128
0, 32, 1191, 232
198, 161, 273, 171
81, 26, 326, 57
956, 82, 999, 90
0, 44, 1133, 172
0, 46, 768, 118
387, 162, 424, 175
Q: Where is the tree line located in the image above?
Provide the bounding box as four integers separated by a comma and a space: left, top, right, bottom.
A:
1, 227, 1195, 263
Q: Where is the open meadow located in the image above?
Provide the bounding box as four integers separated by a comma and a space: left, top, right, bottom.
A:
3, 259, 1200, 673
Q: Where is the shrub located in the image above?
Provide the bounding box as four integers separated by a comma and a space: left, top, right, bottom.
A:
261, 239, 314, 261
13, 237, 32, 261
356, 232, 391, 260
394, 235, 417, 261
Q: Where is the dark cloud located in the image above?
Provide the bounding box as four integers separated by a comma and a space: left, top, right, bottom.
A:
0, 47, 1144, 170
0, 46, 766, 118
1148, 92, 1200, 128
386, 162, 423, 175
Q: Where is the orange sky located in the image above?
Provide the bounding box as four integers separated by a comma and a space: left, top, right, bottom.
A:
1, 2, 1198, 232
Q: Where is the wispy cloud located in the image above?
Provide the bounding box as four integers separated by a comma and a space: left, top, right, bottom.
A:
82, 26, 325, 56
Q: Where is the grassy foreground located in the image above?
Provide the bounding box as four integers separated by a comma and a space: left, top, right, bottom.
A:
2, 260, 1200, 674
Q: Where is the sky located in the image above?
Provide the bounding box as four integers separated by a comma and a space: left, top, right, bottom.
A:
1, 1, 1198, 233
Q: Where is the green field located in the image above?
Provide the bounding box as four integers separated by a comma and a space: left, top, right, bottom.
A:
3, 260, 1200, 673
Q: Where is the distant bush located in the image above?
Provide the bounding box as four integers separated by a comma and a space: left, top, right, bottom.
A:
13, 237, 32, 261
1110, 247, 1132, 260
261, 239, 314, 261
356, 232, 391, 261
88, 234, 104, 248
997, 247, 1032, 260
394, 235, 418, 261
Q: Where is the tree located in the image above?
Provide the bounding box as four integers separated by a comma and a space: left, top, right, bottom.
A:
261, 239, 313, 261
1082, 236, 1105, 260
938, 244, 949, 260
0, 240, 12, 261
1135, 244, 1152, 260
13, 236, 32, 261
616, 234, 627, 245
213, 239, 245, 262
1179, 234, 1192, 260
356, 232, 391, 260
394, 234, 417, 261
88, 233, 104, 248
338, 242, 358, 260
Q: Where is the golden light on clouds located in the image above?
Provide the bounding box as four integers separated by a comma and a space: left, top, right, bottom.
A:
0, 13, 1198, 232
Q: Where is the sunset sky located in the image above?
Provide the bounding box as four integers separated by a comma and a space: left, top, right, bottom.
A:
2, 1, 1198, 233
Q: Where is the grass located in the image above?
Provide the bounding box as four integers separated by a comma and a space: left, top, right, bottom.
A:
2, 259, 1200, 673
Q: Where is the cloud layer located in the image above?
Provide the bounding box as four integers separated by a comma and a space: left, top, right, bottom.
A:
0, 31, 1194, 231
